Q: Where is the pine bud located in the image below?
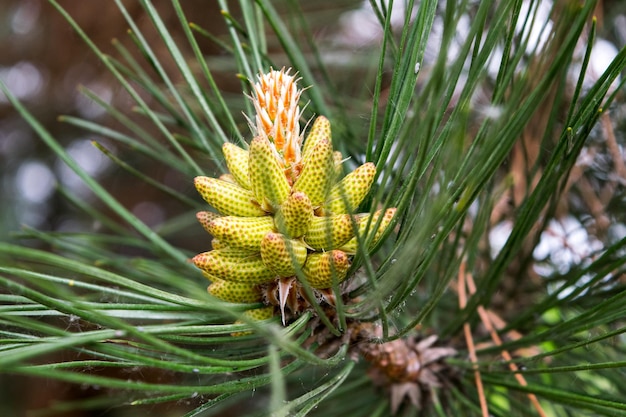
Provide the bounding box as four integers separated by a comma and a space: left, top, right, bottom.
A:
192, 69, 398, 327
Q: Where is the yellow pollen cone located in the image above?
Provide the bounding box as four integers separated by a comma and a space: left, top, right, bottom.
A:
292, 138, 334, 207
196, 211, 221, 234
333, 151, 344, 179
260, 232, 308, 277
232, 306, 275, 336
194, 176, 266, 217
192, 249, 276, 284
304, 214, 355, 250
210, 238, 226, 250
222, 142, 251, 189
242, 306, 274, 321
325, 162, 377, 214
249, 136, 291, 211
301, 116, 331, 159
219, 173, 238, 184
340, 207, 396, 254
274, 191, 313, 238
301, 250, 351, 289
207, 278, 261, 304
207, 216, 274, 251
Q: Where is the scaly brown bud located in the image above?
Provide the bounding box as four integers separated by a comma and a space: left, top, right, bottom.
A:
195, 176, 265, 217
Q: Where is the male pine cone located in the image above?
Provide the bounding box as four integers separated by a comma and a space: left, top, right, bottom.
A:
192, 69, 395, 327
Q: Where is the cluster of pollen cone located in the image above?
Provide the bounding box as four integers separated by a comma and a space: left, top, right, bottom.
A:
192, 68, 395, 327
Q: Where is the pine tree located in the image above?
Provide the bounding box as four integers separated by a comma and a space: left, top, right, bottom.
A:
1, 1, 626, 416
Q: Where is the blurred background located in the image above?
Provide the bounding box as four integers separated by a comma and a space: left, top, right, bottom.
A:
0, 0, 233, 246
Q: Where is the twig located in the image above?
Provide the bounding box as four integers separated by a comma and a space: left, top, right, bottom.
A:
601, 110, 626, 184
465, 273, 548, 417
458, 261, 489, 417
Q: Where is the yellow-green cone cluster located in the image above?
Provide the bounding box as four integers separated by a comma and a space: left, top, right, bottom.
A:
192, 68, 395, 328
